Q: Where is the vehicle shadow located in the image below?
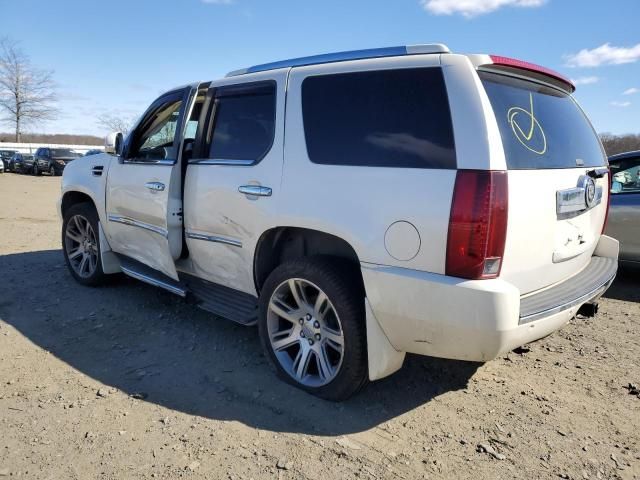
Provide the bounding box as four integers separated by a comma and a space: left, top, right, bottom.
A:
0, 249, 480, 436
602, 264, 640, 303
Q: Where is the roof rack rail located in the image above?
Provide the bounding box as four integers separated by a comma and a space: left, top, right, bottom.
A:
226, 43, 450, 77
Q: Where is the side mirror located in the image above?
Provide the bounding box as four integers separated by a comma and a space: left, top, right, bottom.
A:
105, 132, 124, 156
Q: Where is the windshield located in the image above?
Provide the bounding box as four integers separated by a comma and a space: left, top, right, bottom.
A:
50, 149, 80, 158
480, 72, 606, 169
0, 150, 16, 159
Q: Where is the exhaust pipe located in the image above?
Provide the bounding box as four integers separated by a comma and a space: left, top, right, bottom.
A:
577, 302, 598, 318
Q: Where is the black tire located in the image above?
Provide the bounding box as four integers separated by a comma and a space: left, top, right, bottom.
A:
62, 202, 107, 286
49, 166, 56, 176
258, 256, 368, 401
33, 163, 40, 176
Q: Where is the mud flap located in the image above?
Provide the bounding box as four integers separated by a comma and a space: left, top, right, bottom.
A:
366, 298, 405, 381
99, 222, 122, 274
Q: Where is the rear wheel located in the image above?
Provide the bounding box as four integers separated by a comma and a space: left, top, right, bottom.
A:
62, 203, 107, 286
49, 166, 56, 176
258, 257, 368, 401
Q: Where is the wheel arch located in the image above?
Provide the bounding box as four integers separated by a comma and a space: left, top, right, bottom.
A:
253, 227, 362, 294
60, 190, 98, 218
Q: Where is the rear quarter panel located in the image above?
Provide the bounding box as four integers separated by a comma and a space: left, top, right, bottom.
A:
279, 54, 496, 273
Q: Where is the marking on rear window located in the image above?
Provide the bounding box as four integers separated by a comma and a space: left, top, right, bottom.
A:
507, 93, 547, 155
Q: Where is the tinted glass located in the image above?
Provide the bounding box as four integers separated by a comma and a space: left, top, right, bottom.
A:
50, 148, 80, 158
481, 72, 606, 169
301, 68, 456, 169
610, 157, 640, 194
209, 85, 276, 162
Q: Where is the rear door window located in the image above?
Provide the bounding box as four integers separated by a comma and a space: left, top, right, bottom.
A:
480, 71, 606, 170
301, 68, 456, 169
208, 82, 276, 163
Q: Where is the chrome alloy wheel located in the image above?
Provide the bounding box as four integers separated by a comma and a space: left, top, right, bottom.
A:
64, 214, 98, 278
267, 278, 345, 387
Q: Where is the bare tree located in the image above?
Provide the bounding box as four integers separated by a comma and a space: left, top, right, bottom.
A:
600, 133, 640, 156
0, 38, 58, 142
96, 114, 135, 136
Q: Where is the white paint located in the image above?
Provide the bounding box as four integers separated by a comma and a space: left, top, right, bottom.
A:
384, 221, 421, 261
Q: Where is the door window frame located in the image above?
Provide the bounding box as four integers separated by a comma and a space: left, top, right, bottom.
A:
189, 80, 277, 166
122, 87, 191, 166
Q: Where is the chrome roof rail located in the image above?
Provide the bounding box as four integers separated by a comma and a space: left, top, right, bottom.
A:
226, 44, 450, 77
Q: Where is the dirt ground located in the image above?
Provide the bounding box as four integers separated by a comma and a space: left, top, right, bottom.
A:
0, 172, 638, 480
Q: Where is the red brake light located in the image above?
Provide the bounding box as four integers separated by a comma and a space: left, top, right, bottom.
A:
489, 55, 575, 93
446, 170, 508, 280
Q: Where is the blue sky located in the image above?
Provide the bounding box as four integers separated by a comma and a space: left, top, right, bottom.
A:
2, 0, 639, 137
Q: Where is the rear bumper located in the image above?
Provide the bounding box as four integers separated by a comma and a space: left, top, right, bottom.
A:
362, 235, 619, 363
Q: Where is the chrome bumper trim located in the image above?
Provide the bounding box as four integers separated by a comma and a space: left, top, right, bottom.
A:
186, 231, 242, 248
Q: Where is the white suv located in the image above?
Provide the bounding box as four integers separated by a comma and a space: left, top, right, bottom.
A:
59, 44, 618, 400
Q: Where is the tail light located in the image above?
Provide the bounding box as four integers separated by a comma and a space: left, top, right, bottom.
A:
601, 169, 611, 234
446, 170, 508, 279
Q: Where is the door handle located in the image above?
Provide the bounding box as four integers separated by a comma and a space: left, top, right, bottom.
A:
238, 185, 272, 197
145, 181, 165, 192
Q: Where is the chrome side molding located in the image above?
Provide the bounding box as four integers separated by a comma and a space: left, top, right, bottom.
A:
186, 231, 242, 248
189, 158, 254, 166
107, 214, 169, 238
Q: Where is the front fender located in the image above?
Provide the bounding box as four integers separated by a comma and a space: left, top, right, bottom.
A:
60, 153, 114, 227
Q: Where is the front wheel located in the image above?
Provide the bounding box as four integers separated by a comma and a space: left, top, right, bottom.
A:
62, 203, 107, 286
258, 257, 368, 401
33, 163, 40, 176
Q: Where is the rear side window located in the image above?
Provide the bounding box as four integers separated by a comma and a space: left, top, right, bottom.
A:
209, 83, 276, 163
480, 72, 606, 169
301, 68, 456, 169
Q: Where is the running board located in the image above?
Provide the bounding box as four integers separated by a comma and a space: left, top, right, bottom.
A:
117, 255, 187, 297
182, 274, 258, 326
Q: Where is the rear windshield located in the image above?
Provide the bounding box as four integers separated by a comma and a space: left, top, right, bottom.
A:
480, 72, 605, 169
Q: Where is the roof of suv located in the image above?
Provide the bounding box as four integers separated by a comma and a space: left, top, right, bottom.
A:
609, 150, 640, 161
226, 43, 451, 77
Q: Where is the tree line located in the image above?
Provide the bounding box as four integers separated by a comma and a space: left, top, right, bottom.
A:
0, 132, 102, 145
599, 133, 640, 156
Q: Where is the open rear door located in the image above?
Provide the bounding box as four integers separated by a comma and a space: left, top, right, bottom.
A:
105, 86, 197, 280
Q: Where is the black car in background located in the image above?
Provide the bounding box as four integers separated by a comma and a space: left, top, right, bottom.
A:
0, 149, 17, 170
8, 152, 34, 173
32, 147, 81, 176
84, 149, 103, 156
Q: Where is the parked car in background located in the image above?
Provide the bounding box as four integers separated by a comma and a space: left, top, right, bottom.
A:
606, 151, 640, 265
84, 149, 103, 156
0, 149, 17, 171
59, 44, 618, 400
0, 157, 4, 173
8, 152, 34, 173
33, 147, 81, 176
